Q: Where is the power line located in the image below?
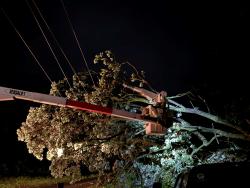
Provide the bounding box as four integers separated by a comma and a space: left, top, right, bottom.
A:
31, 0, 77, 75
1, 8, 53, 84
31, 0, 88, 94
25, 0, 72, 89
60, 0, 96, 87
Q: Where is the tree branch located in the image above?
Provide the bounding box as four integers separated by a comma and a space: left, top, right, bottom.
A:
169, 104, 246, 135
174, 118, 250, 141
193, 131, 208, 145
198, 95, 219, 144
191, 135, 219, 157
167, 91, 193, 99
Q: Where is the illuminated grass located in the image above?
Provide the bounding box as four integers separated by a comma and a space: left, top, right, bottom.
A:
0, 176, 68, 187
0, 175, 96, 188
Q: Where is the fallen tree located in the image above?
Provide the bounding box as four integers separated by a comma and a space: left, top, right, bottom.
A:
17, 51, 250, 187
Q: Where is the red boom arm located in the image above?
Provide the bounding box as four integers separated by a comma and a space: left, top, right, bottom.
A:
0, 86, 166, 135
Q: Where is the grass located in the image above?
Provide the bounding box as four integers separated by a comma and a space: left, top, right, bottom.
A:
0, 175, 97, 188
0, 176, 68, 188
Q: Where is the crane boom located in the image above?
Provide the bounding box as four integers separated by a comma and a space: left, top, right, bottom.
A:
0, 86, 152, 123
0, 86, 167, 135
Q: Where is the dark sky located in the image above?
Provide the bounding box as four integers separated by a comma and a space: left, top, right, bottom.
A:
1, 1, 248, 93
0, 0, 249, 174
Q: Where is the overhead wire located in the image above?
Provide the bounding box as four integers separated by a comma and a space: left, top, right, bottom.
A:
1, 8, 53, 84
25, 0, 72, 89
31, 0, 88, 94
60, 0, 96, 87
31, 0, 77, 75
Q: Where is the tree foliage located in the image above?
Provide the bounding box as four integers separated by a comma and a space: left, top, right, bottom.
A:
17, 51, 250, 186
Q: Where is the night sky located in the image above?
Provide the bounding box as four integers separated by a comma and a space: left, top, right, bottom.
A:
0, 0, 249, 176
